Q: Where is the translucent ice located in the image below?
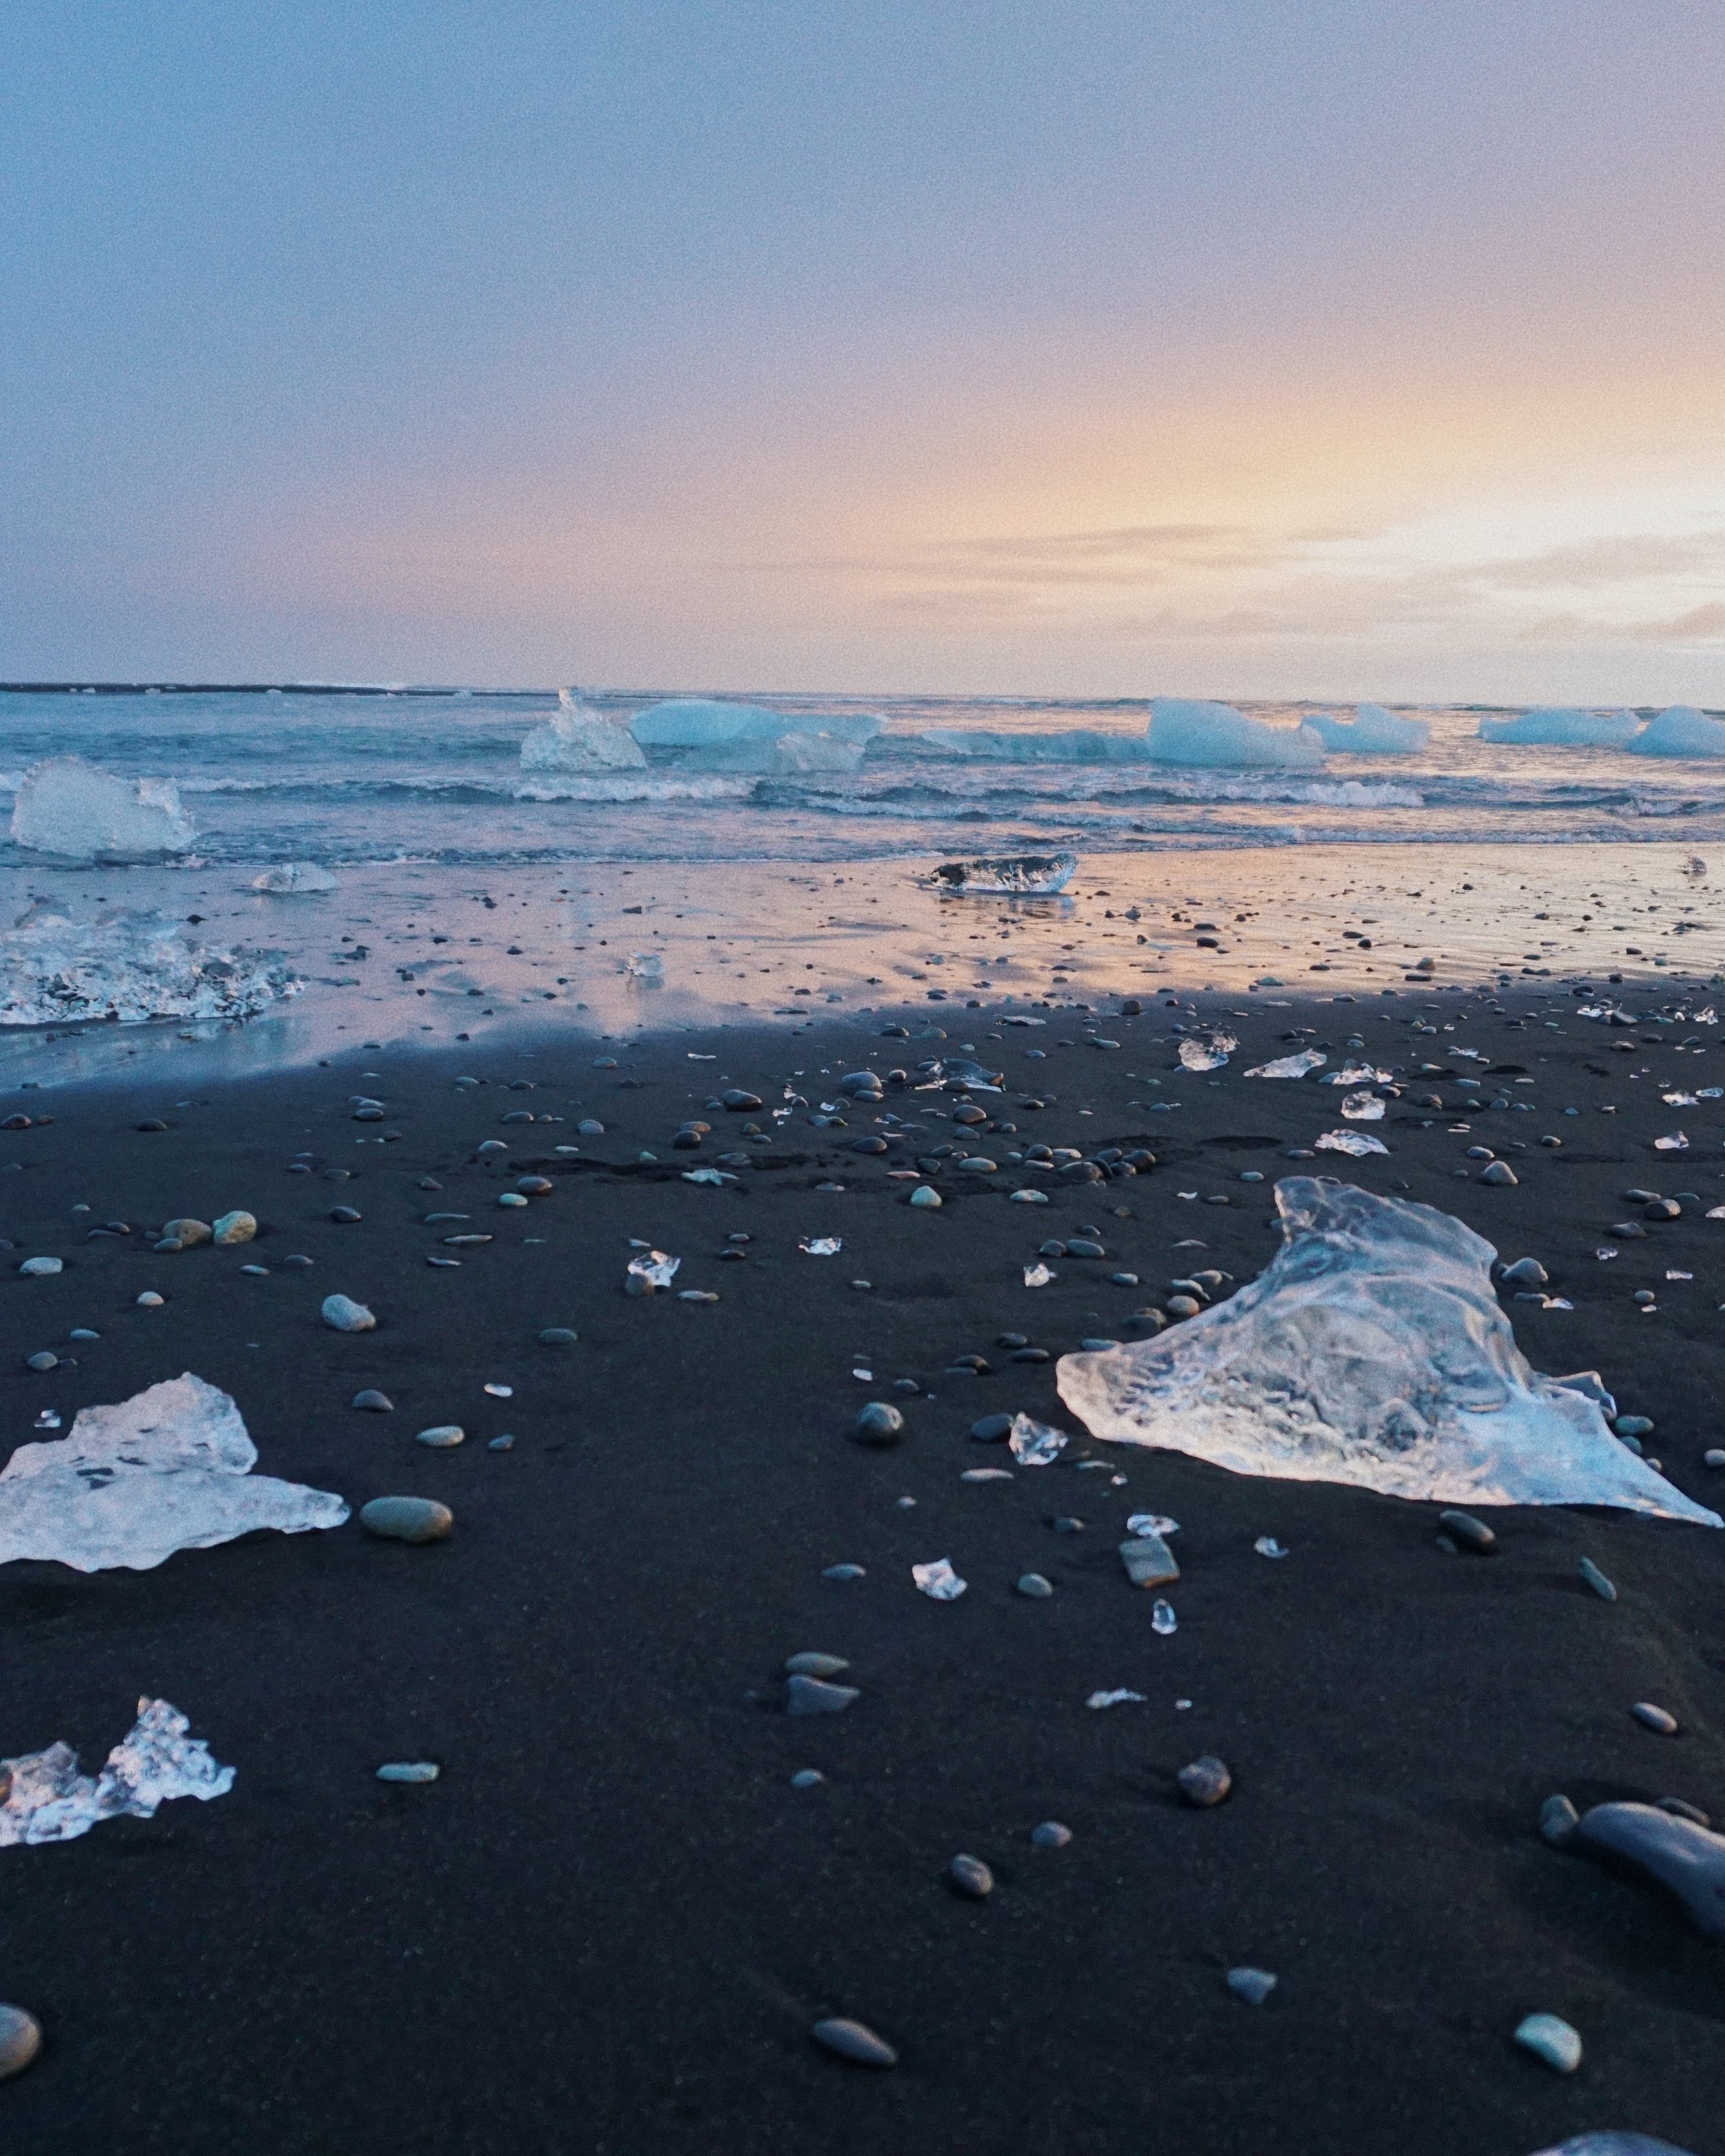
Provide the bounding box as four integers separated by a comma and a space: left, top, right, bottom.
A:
1179, 1030, 1236, 1071
676, 731, 865, 775
250, 862, 339, 893
931, 851, 1077, 896
0, 1697, 234, 1848
916, 729, 1152, 764
519, 703, 647, 771
1245, 1049, 1327, 1078
1008, 1414, 1067, 1465
1477, 708, 1642, 747
0, 904, 299, 1027
1626, 705, 1725, 758
628, 700, 883, 747
1056, 1178, 1722, 1523
625, 1249, 680, 1294
0, 1374, 348, 1572
1339, 1091, 1385, 1121
1300, 705, 1431, 754
911, 1557, 967, 1600
1315, 1129, 1388, 1156
1145, 700, 1325, 771
10, 756, 196, 862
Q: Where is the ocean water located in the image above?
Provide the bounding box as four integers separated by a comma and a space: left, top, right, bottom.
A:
3, 688, 1724, 868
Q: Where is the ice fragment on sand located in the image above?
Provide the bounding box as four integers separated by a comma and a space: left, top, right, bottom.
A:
911, 1557, 967, 1601
1007, 1414, 1067, 1466
0, 1697, 233, 1847
1179, 1030, 1236, 1071
1477, 708, 1642, 747
1300, 704, 1430, 754
250, 862, 338, 893
1023, 1262, 1054, 1287
800, 1236, 842, 1256
1145, 699, 1325, 769
931, 851, 1077, 896
1314, 1129, 1389, 1157
519, 700, 648, 771
1654, 1131, 1688, 1151
1056, 1178, 1722, 1523
1087, 1688, 1146, 1708
1245, 1049, 1328, 1078
10, 756, 195, 861
0, 1374, 346, 1571
1530, 2137, 1699, 2156
1339, 1091, 1385, 1121
1, 904, 298, 1027
624, 1250, 680, 1294
1119, 1532, 1179, 1588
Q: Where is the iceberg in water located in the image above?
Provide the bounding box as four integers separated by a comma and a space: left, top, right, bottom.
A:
1626, 705, 1725, 758
520, 697, 648, 771
629, 700, 883, 748
0, 1697, 234, 1848
0, 904, 299, 1027
1300, 705, 1431, 755
1056, 1178, 1722, 1523
10, 756, 196, 862
676, 731, 865, 775
932, 850, 1077, 895
1145, 700, 1325, 770
1477, 708, 1642, 747
915, 729, 1152, 764
0, 1373, 348, 1570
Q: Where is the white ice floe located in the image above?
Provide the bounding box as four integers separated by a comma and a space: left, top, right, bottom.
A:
1145, 700, 1326, 770
1245, 1049, 1328, 1079
1179, 1030, 1237, 1071
1315, 1129, 1388, 1156
1056, 1178, 1722, 1525
519, 702, 647, 772
932, 851, 1077, 896
1299, 705, 1431, 754
0, 904, 299, 1028
0, 1697, 234, 1848
0, 1374, 348, 1572
1626, 705, 1725, 758
628, 700, 883, 747
1477, 708, 1642, 748
10, 756, 196, 862
250, 862, 339, 894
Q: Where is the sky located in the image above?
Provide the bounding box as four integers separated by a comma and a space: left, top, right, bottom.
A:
3, 0, 1725, 701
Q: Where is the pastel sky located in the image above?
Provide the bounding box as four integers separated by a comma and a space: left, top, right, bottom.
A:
4, 1, 1725, 700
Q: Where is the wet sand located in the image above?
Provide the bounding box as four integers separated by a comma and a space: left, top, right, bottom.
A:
1, 981, 1722, 2154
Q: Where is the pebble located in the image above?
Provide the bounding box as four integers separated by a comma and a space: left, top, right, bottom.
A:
908, 1186, 942, 1208
18, 1256, 62, 1276
69, 1328, 99, 1340
1577, 1556, 1617, 1601
822, 1563, 866, 1581
376, 1761, 440, 1783
785, 1652, 850, 1677
970, 1413, 1014, 1443
1615, 1414, 1654, 1437
811, 2017, 897, 2068
517, 1176, 555, 1196
1119, 1532, 1180, 1589
498, 1192, 529, 1208
25, 1352, 57, 1372
359, 1496, 453, 1542
1705, 1448, 1725, 1470
1577, 1800, 1725, 1938
213, 1210, 257, 1244
329, 1205, 363, 1223
1539, 1794, 1580, 1846
1176, 1755, 1232, 1807
1657, 1797, 1711, 1828
352, 1389, 394, 1412
240, 1263, 269, 1276
1514, 2012, 1582, 2074
1030, 1820, 1072, 1849
322, 1294, 377, 1332
1500, 1256, 1548, 1285
853, 1401, 905, 1446
1630, 1701, 1679, 1734
487, 1434, 515, 1452
1478, 1161, 1518, 1186
0, 2004, 42, 2079
415, 1424, 465, 1449
1016, 1572, 1054, 1597
1226, 1968, 1278, 2005
538, 1327, 578, 1345
1437, 1508, 1497, 1553
787, 1672, 858, 1719
135, 1290, 164, 1307
949, 1853, 994, 1898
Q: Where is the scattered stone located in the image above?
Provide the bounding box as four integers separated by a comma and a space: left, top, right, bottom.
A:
1705, 1449, 1725, 1470
329, 1205, 363, 1224
213, 1211, 257, 1245
791, 1769, 826, 1788
908, 1187, 942, 1208
135, 1290, 164, 1307
822, 1563, 866, 1581
359, 1496, 453, 1542
1578, 1557, 1617, 1601
1177, 1755, 1232, 1807
1438, 1508, 1497, 1553
351, 1389, 394, 1412
18, 1257, 62, 1277
376, 1761, 440, 1783
853, 1402, 905, 1446
1631, 1702, 1679, 1735
1657, 1797, 1711, 1828
1615, 1414, 1654, 1438
517, 1176, 555, 1196
1119, 1532, 1179, 1589
786, 1674, 860, 1715
322, 1294, 377, 1332
0, 2004, 42, 2080
1577, 1800, 1725, 1939
949, 1853, 994, 1898
1501, 1257, 1549, 1285
415, 1425, 464, 1449
811, 2017, 897, 2067
1479, 1161, 1518, 1186
1030, 1820, 1072, 1848
1539, 1794, 1580, 1847
538, 1327, 578, 1345
1016, 1572, 1054, 1598
24, 1352, 57, 1372
785, 1652, 850, 1678
1226, 1968, 1278, 2006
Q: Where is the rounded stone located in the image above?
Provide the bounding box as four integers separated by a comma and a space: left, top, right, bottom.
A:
1631, 1701, 1679, 1734
1177, 1754, 1232, 1807
322, 1294, 377, 1332
516, 1176, 555, 1196
375, 1761, 440, 1783
538, 1327, 579, 1345
1437, 1508, 1497, 1553
785, 1652, 850, 1678
497, 1192, 529, 1208
791, 1769, 826, 1789
970, 1413, 1014, 1443
18, 1256, 62, 1276
359, 1496, 453, 1543
135, 1290, 164, 1307
1539, 1793, 1580, 1846
949, 1852, 994, 1898
1478, 1161, 1518, 1186
164, 1217, 213, 1245
1015, 1572, 1054, 1598
0, 2004, 42, 2080
908, 1186, 942, 1208
811, 2017, 897, 2067
329, 1205, 363, 1224
785, 1674, 859, 1716
852, 1401, 905, 1446
1513, 2012, 1581, 2074
1030, 1820, 1072, 1849
25, 1351, 57, 1372
415, 1424, 465, 1449
1705, 1448, 1725, 1470
212, 1210, 257, 1245
351, 1389, 394, 1412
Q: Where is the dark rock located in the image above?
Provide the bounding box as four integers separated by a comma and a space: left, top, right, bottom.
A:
969, 1413, 1014, 1442
1576, 1801, 1725, 1939
329, 1206, 363, 1223
786, 1674, 859, 1716
351, 1389, 394, 1412
359, 1496, 453, 1543
1438, 1509, 1497, 1553
721, 1089, 763, 1111
811, 2018, 897, 2067
1177, 1755, 1232, 1807
949, 1853, 994, 1898
852, 1402, 905, 1446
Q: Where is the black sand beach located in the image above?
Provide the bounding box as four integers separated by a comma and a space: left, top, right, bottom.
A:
2, 985, 1722, 2155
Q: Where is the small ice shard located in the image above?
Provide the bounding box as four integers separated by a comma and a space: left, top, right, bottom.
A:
1245, 1049, 1328, 1079
800, 1236, 842, 1256
10, 756, 195, 862
1314, 1129, 1389, 1156
1145, 699, 1325, 769
250, 862, 339, 893
1007, 1414, 1067, 1465
1654, 1131, 1688, 1151
911, 1557, 967, 1601
624, 1251, 680, 1296
1126, 1512, 1179, 1538
624, 951, 663, 986
1477, 708, 1642, 748
931, 851, 1077, 896
1254, 1536, 1289, 1558
1023, 1262, 1054, 1287
0, 1374, 348, 1571
1226, 1966, 1280, 2004
1179, 1031, 1237, 1072
1325, 1062, 1393, 1086
0, 1697, 233, 1848
1339, 1091, 1385, 1121
1, 904, 298, 1027
1151, 1597, 1177, 1634
629, 700, 882, 747
519, 699, 648, 771
1299, 704, 1430, 754
1627, 705, 1725, 758
1087, 1688, 1145, 1708
1056, 1178, 1722, 1524
681, 1168, 734, 1186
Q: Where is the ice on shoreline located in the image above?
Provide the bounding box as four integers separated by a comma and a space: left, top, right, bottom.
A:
1301, 705, 1431, 755
1626, 706, 1725, 758
0, 1697, 234, 1848
932, 850, 1077, 895
0, 904, 299, 1027
250, 862, 338, 893
629, 700, 884, 748
1057, 1178, 1722, 1524
1146, 700, 1326, 770
1477, 709, 1642, 748
10, 756, 196, 862
520, 701, 648, 772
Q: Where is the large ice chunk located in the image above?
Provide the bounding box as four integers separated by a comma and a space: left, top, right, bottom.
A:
915, 729, 1152, 763
520, 697, 648, 771
0, 1373, 348, 1570
0, 1697, 234, 1848
1056, 1178, 1721, 1523
676, 731, 865, 775
1300, 705, 1431, 754
1145, 700, 1325, 770
1477, 709, 1642, 747
10, 756, 196, 862
0, 904, 299, 1027
1626, 705, 1725, 758
932, 851, 1077, 895
629, 700, 883, 748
